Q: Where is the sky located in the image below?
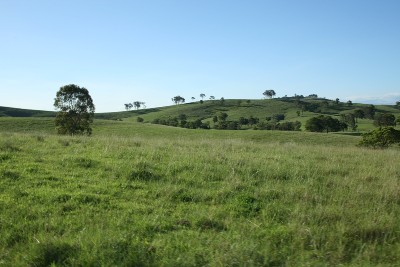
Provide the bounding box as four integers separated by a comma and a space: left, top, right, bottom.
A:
1, 0, 399, 112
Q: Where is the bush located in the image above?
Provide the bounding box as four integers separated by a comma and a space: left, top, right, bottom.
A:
272, 114, 285, 121
358, 127, 400, 148
136, 117, 144, 123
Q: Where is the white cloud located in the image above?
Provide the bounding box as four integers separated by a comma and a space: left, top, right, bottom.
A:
347, 93, 400, 105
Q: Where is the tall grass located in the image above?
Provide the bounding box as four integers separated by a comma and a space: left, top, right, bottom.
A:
0, 122, 399, 265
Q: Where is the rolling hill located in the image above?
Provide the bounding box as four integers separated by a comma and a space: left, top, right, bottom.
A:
3, 97, 399, 132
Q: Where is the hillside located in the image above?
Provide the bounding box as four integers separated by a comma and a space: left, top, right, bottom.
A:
0, 106, 55, 117
1, 97, 400, 132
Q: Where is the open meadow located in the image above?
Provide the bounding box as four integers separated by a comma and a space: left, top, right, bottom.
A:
1, 117, 400, 266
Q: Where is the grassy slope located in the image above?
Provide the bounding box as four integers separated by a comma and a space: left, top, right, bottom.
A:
1, 118, 400, 265
4, 97, 399, 132
0, 106, 55, 117
94, 98, 400, 132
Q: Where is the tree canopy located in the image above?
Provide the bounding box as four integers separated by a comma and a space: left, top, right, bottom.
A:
305, 115, 345, 133
54, 84, 95, 135
263, 89, 276, 99
172, 96, 185, 105
374, 113, 396, 127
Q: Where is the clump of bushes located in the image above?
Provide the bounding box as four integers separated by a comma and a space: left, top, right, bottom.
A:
152, 116, 210, 129
358, 127, 400, 149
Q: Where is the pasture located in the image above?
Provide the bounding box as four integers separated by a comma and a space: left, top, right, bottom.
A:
0, 118, 400, 266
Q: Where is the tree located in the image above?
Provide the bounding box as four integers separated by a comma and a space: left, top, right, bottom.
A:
124, 103, 133, 111
191, 97, 196, 101
396, 101, 400, 109
305, 115, 344, 133
248, 116, 259, 126
362, 105, 376, 119
220, 97, 225, 105
200, 93, 206, 100
359, 127, 400, 148
172, 96, 185, 105
335, 98, 340, 105
272, 114, 285, 122
340, 113, 357, 131
209, 96, 215, 100
373, 113, 396, 127
54, 84, 95, 135
347, 100, 353, 106
178, 113, 187, 121
263, 89, 276, 99
212, 116, 218, 124
353, 109, 365, 122
218, 112, 228, 122
133, 101, 142, 110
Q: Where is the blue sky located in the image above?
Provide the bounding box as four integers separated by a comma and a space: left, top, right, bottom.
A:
1, 0, 399, 112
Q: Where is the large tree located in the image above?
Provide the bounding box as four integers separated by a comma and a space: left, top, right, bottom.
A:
374, 113, 396, 127
54, 84, 95, 135
263, 89, 276, 99
305, 115, 344, 133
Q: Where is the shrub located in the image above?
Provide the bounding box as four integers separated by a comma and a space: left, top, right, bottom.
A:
358, 127, 400, 148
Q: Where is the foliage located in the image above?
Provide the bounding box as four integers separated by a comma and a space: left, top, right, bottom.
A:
124, 103, 133, 111
136, 117, 144, 123
256, 121, 301, 131
133, 101, 145, 110
54, 84, 95, 135
263, 89, 276, 99
340, 113, 357, 131
172, 96, 185, 105
272, 113, 285, 122
362, 105, 376, 119
353, 109, 365, 122
305, 115, 345, 133
358, 127, 400, 148
373, 113, 396, 127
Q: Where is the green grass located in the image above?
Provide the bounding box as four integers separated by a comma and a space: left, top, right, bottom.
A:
2, 98, 400, 133
1, 117, 400, 265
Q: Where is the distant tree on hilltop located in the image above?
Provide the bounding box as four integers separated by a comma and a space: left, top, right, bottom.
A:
172, 96, 185, 105
124, 103, 133, 111
263, 89, 276, 99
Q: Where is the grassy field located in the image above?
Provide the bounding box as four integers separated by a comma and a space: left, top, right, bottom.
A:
1, 117, 400, 266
